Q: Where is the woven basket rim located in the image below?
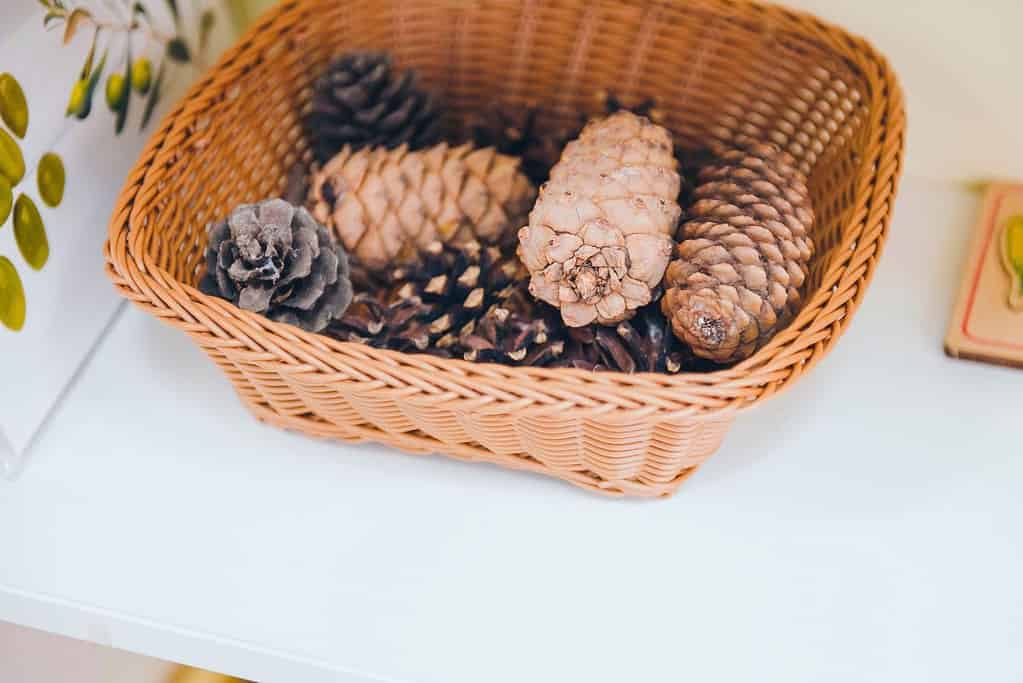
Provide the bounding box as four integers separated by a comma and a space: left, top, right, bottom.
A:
104, 0, 906, 417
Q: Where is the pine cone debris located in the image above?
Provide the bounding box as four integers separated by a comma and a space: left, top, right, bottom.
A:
467, 92, 663, 188
662, 142, 815, 363
199, 199, 353, 333
467, 105, 577, 189
329, 240, 546, 361
306, 52, 441, 164
518, 111, 681, 327
308, 143, 536, 269
334, 248, 690, 373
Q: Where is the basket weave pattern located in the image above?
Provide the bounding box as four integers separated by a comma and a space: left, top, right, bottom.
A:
104, 0, 905, 497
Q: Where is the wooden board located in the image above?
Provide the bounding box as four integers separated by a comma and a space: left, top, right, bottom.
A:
945, 183, 1023, 368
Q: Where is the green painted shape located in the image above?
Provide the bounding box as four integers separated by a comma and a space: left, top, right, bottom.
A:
105, 72, 127, 112
0, 127, 24, 185
37, 153, 65, 208
131, 58, 152, 94
0, 176, 11, 225
114, 47, 132, 134
13, 194, 48, 270
0, 73, 28, 138
1006, 215, 1023, 280
0, 255, 25, 331
66, 79, 88, 117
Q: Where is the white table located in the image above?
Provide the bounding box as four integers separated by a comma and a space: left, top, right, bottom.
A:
3, 179, 1022, 683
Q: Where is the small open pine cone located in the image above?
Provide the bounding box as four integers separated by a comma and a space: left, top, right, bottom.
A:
199, 199, 353, 333
518, 111, 680, 327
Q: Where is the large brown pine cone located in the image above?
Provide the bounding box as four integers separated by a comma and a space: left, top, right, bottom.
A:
518, 111, 681, 328
662, 142, 814, 363
305, 52, 441, 164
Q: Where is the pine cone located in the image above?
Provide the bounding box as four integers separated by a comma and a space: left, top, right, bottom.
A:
330, 241, 523, 353
518, 111, 681, 327
466, 105, 577, 189
308, 143, 536, 270
546, 303, 688, 373
305, 52, 441, 164
467, 93, 665, 194
456, 280, 565, 365
662, 142, 815, 363
199, 199, 353, 333
335, 246, 697, 372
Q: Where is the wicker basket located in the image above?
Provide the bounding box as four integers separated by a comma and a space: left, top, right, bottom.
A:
104, 0, 904, 497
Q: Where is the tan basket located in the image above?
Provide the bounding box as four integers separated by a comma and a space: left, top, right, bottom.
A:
104, 0, 905, 497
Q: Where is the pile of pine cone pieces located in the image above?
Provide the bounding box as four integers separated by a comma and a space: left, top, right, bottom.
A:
201, 51, 815, 375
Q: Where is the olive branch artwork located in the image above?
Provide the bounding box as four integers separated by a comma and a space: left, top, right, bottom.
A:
2, 0, 230, 332
0, 71, 63, 332
39, 0, 219, 134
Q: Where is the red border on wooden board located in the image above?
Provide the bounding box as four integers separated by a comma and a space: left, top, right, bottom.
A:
962, 187, 1023, 350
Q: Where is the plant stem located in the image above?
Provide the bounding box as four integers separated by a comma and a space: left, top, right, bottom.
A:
88, 16, 174, 45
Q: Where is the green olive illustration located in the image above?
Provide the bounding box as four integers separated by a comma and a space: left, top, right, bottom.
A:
105, 73, 127, 112
66, 78, 89, 118
131, 58, 153, 94
0, 176, 11, 225
37, 153, 65, 208
0, 73, 28, 139
13, 194, 49, 271
0, 127, 25, 185
0, 255, 26, 331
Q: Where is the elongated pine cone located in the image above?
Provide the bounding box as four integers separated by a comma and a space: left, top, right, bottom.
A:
518, 111, 680, 327
305, 52, 441, 164
199, 199, 353, 333
308, 143, 536, 270
662, 142, 814, 363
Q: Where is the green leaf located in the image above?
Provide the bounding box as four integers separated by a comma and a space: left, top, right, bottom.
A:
199, 9, 216, 54
114, 45, 132, 134
140, 60, 165, 130
79, 28, 98, 80
62, 7, 91, 45
88, 50, 107, 88
43, 10, 64, 28
166, 38, 190, 63
164, 0, 180, 23
132, 1, 149, 20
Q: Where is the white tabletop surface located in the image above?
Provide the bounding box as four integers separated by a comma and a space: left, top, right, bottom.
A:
3, 178, 1022, 683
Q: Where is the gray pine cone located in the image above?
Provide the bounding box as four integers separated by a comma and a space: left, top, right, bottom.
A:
199, 198, 353, 332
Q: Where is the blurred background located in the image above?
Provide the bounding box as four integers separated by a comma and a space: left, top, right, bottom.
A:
1, 620, 243, 682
